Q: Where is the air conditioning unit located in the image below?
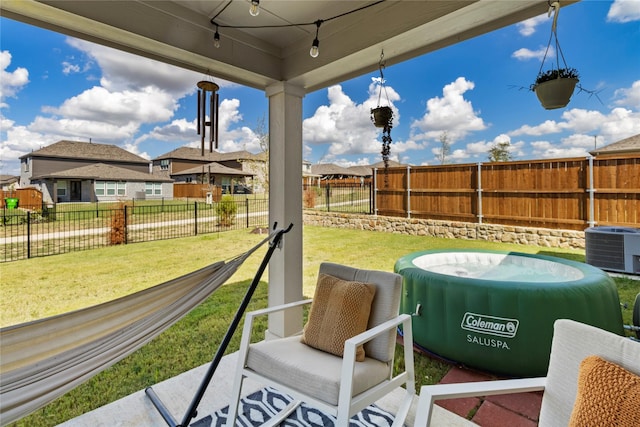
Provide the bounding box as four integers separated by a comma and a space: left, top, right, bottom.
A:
585, 226, 640, 274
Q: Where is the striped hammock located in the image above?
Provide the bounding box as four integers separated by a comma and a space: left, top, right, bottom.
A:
0, 229, 280, 425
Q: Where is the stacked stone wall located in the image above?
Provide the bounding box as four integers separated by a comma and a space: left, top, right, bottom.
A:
303, 211, 585, 250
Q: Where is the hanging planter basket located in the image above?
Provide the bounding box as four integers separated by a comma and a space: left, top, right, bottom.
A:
533, 76, 578, 110
371, 106, 393, 128
530, 1, 581, 110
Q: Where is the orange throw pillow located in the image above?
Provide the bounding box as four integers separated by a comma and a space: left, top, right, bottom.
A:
568, 355, 640, 427
301, 273, 376, 362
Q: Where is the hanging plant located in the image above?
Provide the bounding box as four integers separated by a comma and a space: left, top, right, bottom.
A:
370, 52, 393, 185
530, 1, 579, 110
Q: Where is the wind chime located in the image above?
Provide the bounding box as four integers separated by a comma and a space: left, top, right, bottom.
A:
197, 80, 220, 156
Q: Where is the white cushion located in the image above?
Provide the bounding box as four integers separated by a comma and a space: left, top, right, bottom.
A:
246, 336, 390, 406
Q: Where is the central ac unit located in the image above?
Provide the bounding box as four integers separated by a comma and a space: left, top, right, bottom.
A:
585, 226, 640, 274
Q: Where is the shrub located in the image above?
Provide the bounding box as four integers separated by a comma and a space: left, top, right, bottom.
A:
303, 188, 316, 208
109, 203, 127, 245
216, 195, 237, 226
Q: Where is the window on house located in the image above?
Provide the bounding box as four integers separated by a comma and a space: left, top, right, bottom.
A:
57, 181, 67, 197
95, 181, 125, 196
145, 182, 162, 195
95, 181, 105, 196
160, 159, 169, 170
24, 159, 29, 172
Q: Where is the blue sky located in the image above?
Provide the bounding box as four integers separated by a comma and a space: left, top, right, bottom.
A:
1, 0, 639, 176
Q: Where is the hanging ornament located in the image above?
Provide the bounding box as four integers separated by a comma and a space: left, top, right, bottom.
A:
197, 80, 220, 155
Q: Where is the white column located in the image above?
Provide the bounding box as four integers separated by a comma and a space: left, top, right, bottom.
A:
265, 81, 305, 338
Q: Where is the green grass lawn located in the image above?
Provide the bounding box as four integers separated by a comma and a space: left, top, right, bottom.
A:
1, 225, 638, 426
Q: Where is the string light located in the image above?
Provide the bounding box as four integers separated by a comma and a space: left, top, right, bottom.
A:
213, 25, 220, 48
249, 0, 260, 17
310, 20, 321, 58
210, 0, 385, 55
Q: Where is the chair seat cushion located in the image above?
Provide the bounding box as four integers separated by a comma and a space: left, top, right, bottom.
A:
246, 336, 390, 406
301, 273, 376, 361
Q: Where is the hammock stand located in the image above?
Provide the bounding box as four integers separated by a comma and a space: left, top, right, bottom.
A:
146, 222, 293, 427
0, 223, 292, 426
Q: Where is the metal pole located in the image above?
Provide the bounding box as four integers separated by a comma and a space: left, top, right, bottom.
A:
27, 211, 31, 259
406, 166, 411, 219
477, 162, 483, 224
587, 155, 595, 227
373, 168, 378, 216
194, 202, 198, 236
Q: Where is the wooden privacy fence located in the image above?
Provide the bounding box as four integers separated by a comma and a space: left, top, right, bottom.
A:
0, 188, 43, 209
373, 155, 639, 231
173, 183, 222, 201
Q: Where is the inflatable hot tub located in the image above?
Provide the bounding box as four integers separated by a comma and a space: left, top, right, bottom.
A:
395, 250, 624, 377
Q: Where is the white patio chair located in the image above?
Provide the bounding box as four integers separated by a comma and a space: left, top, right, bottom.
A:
227, 262, 415, 426
414, 319, 640, 426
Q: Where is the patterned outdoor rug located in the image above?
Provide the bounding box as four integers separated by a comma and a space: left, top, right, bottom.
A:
190, 386, 396, 426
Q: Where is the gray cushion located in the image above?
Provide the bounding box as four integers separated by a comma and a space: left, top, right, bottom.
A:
318, 262, 402, 363
246, 336, 390, 406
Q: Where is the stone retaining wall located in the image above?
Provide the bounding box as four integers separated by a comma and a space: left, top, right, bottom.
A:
303, 211, 586, 250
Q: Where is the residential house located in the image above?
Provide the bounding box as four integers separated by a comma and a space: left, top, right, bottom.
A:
19, 140, 172, 203
0, 175, 19, 191
590, 133, 640, 158
171, 162, 255, 193
152, 146, 265, 193
309, 160, 404, 184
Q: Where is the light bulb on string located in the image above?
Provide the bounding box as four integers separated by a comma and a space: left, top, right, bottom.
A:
213, 26, 220, 48
310, 20, 322, 58
249, 0, 260, 16
310, 39, 319, 58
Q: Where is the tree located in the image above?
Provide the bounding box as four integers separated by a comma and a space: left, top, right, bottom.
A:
438, 131, 451, 165
488, 141, 513, 162
254, 114, 269, 193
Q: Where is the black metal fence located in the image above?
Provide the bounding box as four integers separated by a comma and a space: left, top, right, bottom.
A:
0, 199, 269, 262
303, 182, 372, 214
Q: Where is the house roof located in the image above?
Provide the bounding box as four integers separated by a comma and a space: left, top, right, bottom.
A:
154, 147, 264, 162
310, 160, 407, 177
310, 163, 368, 177
0, 175, 19, 185
370, 159, 405, 169
590, 134, 640, 156
20, 140, 149, 164
33, 163, 172, 182
171, 162, 255, 177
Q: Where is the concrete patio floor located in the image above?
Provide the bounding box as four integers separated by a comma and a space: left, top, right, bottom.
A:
57, 351, 474, 427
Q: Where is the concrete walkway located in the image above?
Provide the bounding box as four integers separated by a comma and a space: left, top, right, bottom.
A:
58, 352, 474, 427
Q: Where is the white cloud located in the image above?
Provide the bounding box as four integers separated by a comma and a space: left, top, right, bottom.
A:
139, 98, 262, 154
411, 77, 486, 143
517, 14, 548, 36
62, 61, 81, 75
530, 139, 589, 159
607, 0, 640, 23
303, 82, 401, 161
42, 86, 178, 126
0, 51, 29, 108
510, 120, 565, 136
613, 80, 640, 109
512, 46, 554, 62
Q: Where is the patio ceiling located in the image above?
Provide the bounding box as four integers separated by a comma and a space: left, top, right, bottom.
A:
1, 0, 578, 93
